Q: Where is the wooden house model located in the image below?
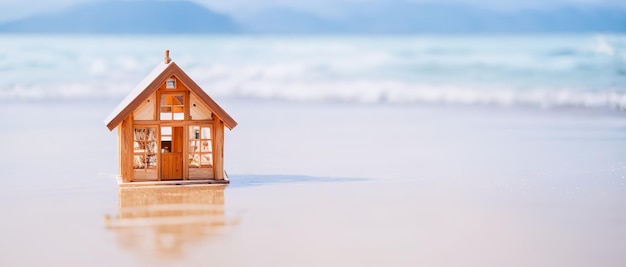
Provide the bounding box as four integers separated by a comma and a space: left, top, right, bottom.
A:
105, 50, 237, 186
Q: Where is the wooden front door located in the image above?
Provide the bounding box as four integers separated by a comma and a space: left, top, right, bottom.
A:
161, 126, 183, 180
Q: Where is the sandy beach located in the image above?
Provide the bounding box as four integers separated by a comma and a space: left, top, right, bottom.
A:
0, 99, 624, 266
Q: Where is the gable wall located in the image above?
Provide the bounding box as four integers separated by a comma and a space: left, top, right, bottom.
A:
190, 93, 213, 120
131, 75, 216, 122
133, 93, 155, 120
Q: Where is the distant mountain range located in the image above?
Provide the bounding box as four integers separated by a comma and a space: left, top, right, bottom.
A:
0, 1, 624, 34
0, 1, 239, 33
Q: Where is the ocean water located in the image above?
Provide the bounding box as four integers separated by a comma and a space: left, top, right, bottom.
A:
1, 34, 626, 266
1, 34, 625, 110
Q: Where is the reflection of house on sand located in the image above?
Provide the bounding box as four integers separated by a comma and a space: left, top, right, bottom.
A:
105, 185, 238, 258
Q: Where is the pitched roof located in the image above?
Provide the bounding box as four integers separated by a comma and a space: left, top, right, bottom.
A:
104, 61, 237, 131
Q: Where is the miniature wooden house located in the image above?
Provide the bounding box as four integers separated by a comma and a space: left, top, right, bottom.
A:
105, 50, 237, 185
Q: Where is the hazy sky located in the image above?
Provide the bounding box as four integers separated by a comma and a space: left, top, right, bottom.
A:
0, 0, 624, 22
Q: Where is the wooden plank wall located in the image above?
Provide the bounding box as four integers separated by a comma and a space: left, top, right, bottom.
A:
120, 115, 134, 182
118, 127, 122, 177
189, 168, 214, 179
213, 119, 224, 180
134, 169, 157, 181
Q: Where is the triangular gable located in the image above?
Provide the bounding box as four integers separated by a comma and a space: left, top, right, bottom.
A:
104, 61, 237, 131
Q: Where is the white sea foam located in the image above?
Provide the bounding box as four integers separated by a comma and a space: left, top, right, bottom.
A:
2, 77, 625, 111
0, 34, 624, 111
592, 35, 615, 56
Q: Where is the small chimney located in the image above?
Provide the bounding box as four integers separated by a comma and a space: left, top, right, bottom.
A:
164, 50, 171, 64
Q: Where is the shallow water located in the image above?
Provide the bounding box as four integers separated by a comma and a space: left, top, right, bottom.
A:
0, 100, 625, 266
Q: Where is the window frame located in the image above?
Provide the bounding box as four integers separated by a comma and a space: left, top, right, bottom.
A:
188, 125, 213, 169
133, 126, 158, 170
159, 92, 186, 121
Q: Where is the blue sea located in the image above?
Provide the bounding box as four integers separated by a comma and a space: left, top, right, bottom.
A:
1, 34, 626, 266
1, 34, 625, 110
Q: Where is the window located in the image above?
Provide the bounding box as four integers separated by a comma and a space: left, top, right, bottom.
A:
160, 94, 185, 120
160, 126, 172, 152
133, 127, 157, 169
166, 78, 176, 89
188, 126, 212, 168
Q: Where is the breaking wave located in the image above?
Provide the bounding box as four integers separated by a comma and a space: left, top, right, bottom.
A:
1, 34, 625, 111
2, 79, 625, 111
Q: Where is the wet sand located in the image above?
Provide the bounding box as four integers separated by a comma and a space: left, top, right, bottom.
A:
0, 100, 625, 266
